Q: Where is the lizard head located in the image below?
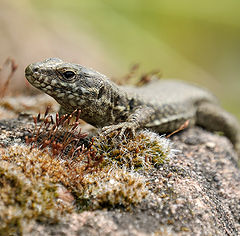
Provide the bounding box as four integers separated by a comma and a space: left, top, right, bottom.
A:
25, 58, 111, 112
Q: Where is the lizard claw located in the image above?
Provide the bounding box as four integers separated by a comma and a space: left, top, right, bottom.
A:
102, 122, 137, 138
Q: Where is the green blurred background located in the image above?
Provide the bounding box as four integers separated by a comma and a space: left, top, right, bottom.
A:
0, 0, 239, 118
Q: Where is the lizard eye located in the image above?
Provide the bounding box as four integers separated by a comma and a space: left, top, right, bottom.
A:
62, 71, 75, 80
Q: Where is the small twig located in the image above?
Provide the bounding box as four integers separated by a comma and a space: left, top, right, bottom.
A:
136, 69, 162, 86
166, 120, 190, 138
0, 58, 18, 98
117, 63, 140, 85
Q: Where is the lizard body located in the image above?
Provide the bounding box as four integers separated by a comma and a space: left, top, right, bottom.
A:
25, 58, 240, 156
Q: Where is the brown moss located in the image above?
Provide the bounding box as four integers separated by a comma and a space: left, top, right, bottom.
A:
79, 166, 150, 210
0, 160, 70, 235
25, 108, 88, 158
0, 144, 101, 194
0, 105, 175, 232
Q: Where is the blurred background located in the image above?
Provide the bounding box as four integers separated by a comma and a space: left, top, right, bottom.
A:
0, 0, 239, 118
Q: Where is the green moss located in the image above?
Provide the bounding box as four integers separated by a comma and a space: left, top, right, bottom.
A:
0, 144, 98, 194
75, 130, 174, 210
0, 160, 69, 235
0, 125, 174, 232
78, 166, 150, 210
92, 130, 174, 170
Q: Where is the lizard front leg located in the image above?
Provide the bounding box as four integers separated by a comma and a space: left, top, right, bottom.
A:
102, 105, 155, 137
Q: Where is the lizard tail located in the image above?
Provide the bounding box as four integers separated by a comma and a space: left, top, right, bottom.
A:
196, 102, 240, 159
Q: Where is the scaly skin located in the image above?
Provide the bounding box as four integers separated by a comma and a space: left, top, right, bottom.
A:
25, 58, 240, 156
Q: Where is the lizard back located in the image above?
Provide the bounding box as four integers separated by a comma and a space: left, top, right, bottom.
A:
123, 79, 218, 132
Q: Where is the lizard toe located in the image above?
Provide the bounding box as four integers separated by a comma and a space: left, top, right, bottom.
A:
102, 122, 137, 138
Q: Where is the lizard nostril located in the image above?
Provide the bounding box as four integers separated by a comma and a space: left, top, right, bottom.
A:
25, 65, 40, 77
33, 67, 39, 73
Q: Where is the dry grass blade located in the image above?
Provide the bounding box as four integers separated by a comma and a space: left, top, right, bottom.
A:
0, 58, 18, 98
166, 120, 190, 138
136, 69, 162, 86
117, 63, 140, 85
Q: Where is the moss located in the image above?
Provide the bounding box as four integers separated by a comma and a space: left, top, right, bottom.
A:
1, 144, 103, 195
0, 114, 175, 232
0, 144, 95, 234
78, 166, 150, 210
75, 130, 174, 210
15, 128, 174, 212
154, 226, 174, 236
25, 108, 88, 159
0, 160, 70, 235
92, 130, 174, 170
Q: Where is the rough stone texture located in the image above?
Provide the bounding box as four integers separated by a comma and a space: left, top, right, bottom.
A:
0, 115, 239, 236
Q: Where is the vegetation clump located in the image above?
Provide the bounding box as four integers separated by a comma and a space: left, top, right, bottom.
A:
0, 160, 70, 235
0, 143, 101, 196
25, 108, 88, 158
79, 166, 150, 210
73, 129, 174, 210
0, 141, 103, 233
92, 130, 174, 170
0, 107, 175, 232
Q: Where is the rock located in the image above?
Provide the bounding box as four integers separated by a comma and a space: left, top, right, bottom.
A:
0, 115, 239, 235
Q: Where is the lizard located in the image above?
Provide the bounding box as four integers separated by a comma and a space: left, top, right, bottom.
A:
25, 58, 240, 157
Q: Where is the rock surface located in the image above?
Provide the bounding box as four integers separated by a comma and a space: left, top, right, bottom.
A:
0, 115, 239, 236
